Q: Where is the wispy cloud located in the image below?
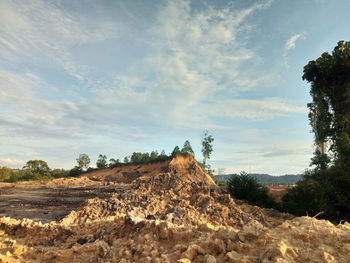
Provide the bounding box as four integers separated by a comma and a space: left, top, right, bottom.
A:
285, 33, 306, 50
0, 0, 118, 80
283, 32, 306, 67
0, 0, 312, 173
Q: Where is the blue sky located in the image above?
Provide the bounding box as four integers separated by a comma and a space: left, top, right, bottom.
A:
1, 0, 349, 175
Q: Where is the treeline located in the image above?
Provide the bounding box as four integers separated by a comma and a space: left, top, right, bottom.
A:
69, 140, 197, 177
0, 140, 200, 182
0, 160, 68, 182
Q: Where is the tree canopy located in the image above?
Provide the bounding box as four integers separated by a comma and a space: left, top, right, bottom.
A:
76, 154, 90, 171
303, 41, 350, 169
181, 140, 195, 156
96, 154, 108, 169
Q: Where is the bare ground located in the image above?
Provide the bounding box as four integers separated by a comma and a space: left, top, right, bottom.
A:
0, 156, 349, 263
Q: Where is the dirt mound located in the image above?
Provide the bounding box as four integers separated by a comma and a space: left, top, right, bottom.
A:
82, 155, 215, 186
0, 156, 349, 262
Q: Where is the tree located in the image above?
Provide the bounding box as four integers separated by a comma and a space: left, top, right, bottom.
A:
131, 152, 149, 163
0, 167, 12, 181
227, 172, 275, 208
303, 41, 350, 169
123, 156, 130, 163
23, 160, 50, 176
96, 154, 108, 169
291, 40, 350, 222
109, 158, 120, 167
171, 146, 181, 157
150, 151, 159, 160
76, 154, 90, 171
181, 140, 195, 156
201, 130, 214, 166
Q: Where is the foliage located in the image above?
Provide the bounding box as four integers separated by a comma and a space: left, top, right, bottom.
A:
109, 158, 120, 168
76, 154, 90, 171
50, 169, 69, 178
201, 130, 214, 165
227, 172, 276, 208
303, 41, 350, 169
181, 140, 195, 156
96, 154, 108, 169
23, 160, 50, 177
296, 41, 350, 222
0, 167, 12, 181
281, 177, 321, 217
68, 166, 83, 177
171, 146, 181, 157
129, 150, 169, 164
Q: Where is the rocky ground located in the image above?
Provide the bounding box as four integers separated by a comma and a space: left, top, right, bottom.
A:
0, 156, 349, 262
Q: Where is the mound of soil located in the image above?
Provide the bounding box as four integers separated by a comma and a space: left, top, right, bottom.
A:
0, 156, 349, 262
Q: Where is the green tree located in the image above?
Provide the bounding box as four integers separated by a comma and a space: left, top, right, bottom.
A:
76, 154, 90, 171
286, 40, 350, 222
303, 41, 350, 169
51, 169, 69, 178
0, 167, 12, 181
171, 146, 181, 157
227, 172, 275, 208
181, 140, 195, 156
123, 156, 130, 163
96, 154, 108, 169
109, 158, 120, 167
150, 151, 159, 160
23, 160, 50, 176
201, 130, 214, 166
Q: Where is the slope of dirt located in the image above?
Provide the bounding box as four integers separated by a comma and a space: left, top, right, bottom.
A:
0, 155, 349, 263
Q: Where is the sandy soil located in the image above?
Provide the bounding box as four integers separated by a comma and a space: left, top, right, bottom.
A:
0, 156, 349, 263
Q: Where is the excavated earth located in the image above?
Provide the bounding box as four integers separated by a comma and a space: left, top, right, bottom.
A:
0, 155, 349, 263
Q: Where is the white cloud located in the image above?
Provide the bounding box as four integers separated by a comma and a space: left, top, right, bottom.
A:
0, 0, 311, 173
282, 32, 306, 67
82, 0, 280, 130
285, 33, 306, 50
0, 158, 24, 167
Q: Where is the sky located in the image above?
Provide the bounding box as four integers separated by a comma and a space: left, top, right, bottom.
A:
1, 0, 349, 175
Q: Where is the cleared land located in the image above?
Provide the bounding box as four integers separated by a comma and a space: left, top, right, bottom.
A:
0, 156, 349, 263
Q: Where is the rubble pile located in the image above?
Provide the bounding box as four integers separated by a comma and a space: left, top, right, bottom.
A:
0, 156, 349, 262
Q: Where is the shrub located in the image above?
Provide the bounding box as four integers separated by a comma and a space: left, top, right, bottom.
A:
227, 172, 276, 208
69, 166, 83, 177
281, 178, 321, 216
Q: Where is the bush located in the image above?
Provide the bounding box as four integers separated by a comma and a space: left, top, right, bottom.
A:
227, 172, 276, 208
281, 178, 321, 216
281, 167, 350, 222
69, 166, 83, 177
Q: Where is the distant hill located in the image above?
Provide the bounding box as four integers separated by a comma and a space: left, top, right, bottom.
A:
213, 173, 302, 184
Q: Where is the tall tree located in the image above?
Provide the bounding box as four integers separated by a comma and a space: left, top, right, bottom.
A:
303, 41, 350, 169
201, 130, 214, 166
181, 140, 195, 156
109, 158, 120, 167
76, 154, 90, 171
96, 154, 108, 169
171, 146, 181, 157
